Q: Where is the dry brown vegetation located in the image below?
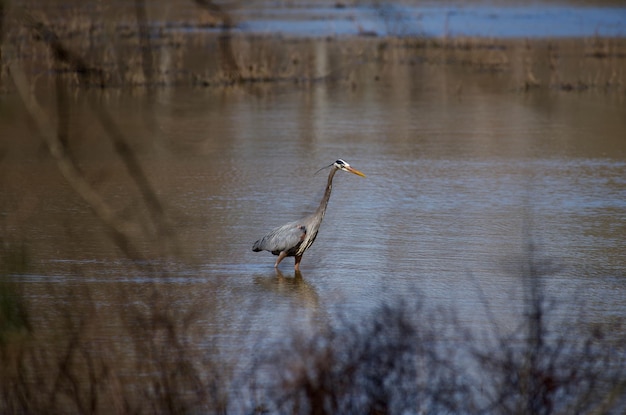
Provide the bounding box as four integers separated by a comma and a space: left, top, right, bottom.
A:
1, 1, 626, 414
1, 1, 625, 92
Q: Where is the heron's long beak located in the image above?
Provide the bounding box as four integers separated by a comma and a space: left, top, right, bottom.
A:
347, 166, 366, 178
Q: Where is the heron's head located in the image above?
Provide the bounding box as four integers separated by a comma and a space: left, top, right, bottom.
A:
334, 159, 366, 177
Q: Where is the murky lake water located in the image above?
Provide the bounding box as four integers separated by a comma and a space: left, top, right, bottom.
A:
1, 7, 626, 406
3, 71, 625, 339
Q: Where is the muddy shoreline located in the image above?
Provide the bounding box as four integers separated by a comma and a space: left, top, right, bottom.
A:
1, 3, 626, 93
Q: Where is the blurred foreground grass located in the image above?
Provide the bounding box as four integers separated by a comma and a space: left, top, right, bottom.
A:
1, 238, 625, 414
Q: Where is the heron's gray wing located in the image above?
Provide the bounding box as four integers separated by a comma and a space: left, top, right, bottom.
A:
253, 222, 306, 253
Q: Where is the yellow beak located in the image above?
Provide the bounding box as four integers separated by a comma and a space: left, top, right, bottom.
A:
347, 166, 366, 178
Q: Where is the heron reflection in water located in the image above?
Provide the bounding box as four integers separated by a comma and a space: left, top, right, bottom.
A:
253, 159, 366, 271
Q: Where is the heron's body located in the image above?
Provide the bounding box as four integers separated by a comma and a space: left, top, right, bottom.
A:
253, 160, 365, 271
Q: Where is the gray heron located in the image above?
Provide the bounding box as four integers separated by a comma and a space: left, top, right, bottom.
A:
253, 159, 366, 271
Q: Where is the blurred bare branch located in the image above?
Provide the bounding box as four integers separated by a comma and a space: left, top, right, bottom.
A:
20, 11, 106, 87
9, 8, 179, 258
0, 0, 5, 89
8, 62, 144, 260
192, 0, 233, 27
134, 0, 154, 86
192, 0, 242, 83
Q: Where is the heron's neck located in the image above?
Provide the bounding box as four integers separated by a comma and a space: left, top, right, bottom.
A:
315, 168, 337, 217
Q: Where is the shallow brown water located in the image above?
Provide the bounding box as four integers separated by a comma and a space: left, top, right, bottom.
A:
1, 33, 626, 408
4, 72, 626, 312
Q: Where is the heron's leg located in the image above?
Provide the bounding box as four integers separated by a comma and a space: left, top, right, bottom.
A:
274, 251, 288, 268
294, 255, 303, 271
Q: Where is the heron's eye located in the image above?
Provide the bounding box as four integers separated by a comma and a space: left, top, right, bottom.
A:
335, 159, 345, 166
